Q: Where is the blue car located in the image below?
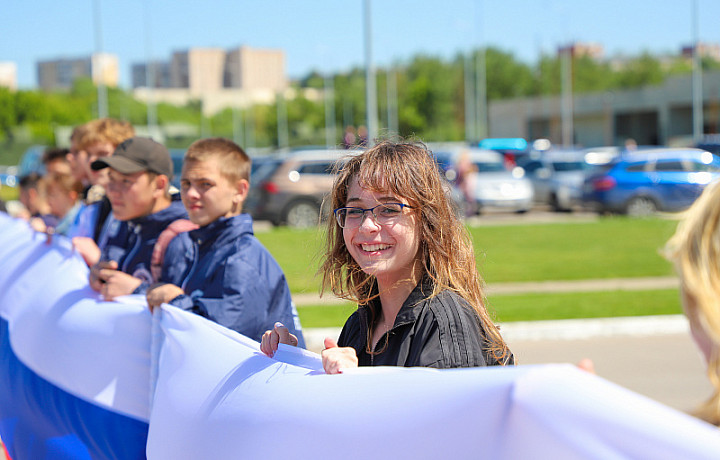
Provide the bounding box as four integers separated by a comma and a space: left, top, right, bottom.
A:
582, 148, 720, 216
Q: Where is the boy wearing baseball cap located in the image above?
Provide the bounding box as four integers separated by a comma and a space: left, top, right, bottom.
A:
89, 137, 191, 299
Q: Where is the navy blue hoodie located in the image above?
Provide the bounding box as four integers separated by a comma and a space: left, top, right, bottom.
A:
160, 214, 305, 346
102, 195, 188, 293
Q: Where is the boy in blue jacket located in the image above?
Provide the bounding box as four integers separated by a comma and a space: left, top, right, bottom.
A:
89, 137, 190, 299
146, 138, 304, 346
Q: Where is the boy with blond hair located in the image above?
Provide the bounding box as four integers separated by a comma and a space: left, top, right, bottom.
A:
146, 137, 304, 345
67, 118, 135, 264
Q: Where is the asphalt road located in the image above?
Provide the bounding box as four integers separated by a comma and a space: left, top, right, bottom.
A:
505, 326, 710, 414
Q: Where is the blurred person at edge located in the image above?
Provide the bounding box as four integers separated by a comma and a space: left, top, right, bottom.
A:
454, 150, 478, 217
88, 137, 188, 300
18, 173, 59, 231
664, 180, 720, 426
262, 140, 513, 373
42, 147, 72, 176
66, 118, 135, 266
40, 173, 83, 236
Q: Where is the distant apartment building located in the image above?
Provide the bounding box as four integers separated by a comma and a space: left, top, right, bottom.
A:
681, 42, 720, 61
171, 48, 227, 94
131, 61, 171, 88
0, 62, 17, 90
37, 53, 118, 91
132, 46, 286, 93
558, 42, 604, 59
224, 46, 286, 92
131, 45, 288, 114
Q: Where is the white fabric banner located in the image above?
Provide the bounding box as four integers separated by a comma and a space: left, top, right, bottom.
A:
1, 212, 720, 459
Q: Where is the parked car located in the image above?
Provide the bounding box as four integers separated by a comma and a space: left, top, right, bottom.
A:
168, 148, 186, 190
437, 147, 533, 214
519, 148, 591, 211
244, 149, 354, 228
478, 137, 529, 166
695, 134, 720, 156
582, 148, 720, 216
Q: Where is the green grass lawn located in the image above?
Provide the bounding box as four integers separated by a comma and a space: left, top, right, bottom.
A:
296, 288, 683, 328
258, 217, 680, 294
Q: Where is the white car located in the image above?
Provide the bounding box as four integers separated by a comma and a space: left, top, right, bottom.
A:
520, 149, 591, 211
439, 147, 534, 214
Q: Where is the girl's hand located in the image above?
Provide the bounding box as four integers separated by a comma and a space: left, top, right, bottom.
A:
260, 322, 298, 357
321, 337, 358, 374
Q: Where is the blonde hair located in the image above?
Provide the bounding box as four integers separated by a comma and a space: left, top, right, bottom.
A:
664, 180, 720, 425
184, 137, 251, 184
44, 172, 83, 196
71, 118, 135, 150
320, 140, 511, 364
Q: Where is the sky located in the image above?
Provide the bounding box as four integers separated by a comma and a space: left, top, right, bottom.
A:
3, 0, 720, 89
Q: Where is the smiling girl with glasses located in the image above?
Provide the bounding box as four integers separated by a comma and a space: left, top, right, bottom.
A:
261, 140, 513, 372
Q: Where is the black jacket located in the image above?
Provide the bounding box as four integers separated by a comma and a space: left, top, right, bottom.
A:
337, 279, 513, 368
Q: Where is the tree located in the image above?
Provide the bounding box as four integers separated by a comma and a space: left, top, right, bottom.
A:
0, 88, 16, 144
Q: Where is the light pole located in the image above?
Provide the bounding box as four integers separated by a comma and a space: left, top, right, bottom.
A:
560, 44, 574, 147
277, 91, 289, 149
143, 0, 157, 133
464, 52, 476, 142
363, 0, 378, 146
92, 0, 108, 118
474, 0, 487, 141
386, 66, 398, 137
691, 0, 704, 142
324, 73, 336, 148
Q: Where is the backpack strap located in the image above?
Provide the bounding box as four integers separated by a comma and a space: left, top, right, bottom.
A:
151, 219, 199, 282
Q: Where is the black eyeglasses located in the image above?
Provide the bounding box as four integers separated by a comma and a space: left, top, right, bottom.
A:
333, 203, 414, 229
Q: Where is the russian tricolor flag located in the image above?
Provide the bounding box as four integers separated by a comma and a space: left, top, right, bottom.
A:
1, 212, 719, 459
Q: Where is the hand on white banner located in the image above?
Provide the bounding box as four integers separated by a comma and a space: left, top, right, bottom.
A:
321, 337, 358, 374
260, 322, 298, 357
72, 236, 101, 267
90, 260, 142, 300
146, 283, 185, 312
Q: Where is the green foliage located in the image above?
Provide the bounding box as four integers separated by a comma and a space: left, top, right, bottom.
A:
613, 52, 665, 88
0, 48, 715, 155
483, 48, 536, 99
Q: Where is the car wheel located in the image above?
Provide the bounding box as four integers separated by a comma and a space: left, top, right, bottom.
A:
550, 193, 571, 212
284, 200, 320, 228
625, 196, 657, 217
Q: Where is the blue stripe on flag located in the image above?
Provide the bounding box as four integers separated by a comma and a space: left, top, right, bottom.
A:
0, 317, 148, 460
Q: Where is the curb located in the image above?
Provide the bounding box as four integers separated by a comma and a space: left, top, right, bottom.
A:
300, 314, 689, 353
292, 276, 680, 306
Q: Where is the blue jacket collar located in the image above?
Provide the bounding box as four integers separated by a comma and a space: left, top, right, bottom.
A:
188, 214, 254, 245
128, 195, 187, 232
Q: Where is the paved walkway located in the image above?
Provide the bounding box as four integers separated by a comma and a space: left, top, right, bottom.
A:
293, 275, 680, 306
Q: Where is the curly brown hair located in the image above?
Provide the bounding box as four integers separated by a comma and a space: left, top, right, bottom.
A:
319, 140, 512, 364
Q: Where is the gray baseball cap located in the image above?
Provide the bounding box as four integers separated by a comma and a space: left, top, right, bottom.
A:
91, 137, 173, 179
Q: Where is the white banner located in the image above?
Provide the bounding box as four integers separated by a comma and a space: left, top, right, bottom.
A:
0, 212, 719, 459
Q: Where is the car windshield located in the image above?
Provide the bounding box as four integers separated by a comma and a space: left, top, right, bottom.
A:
551, 161, 586, 172
473, 162, 506, 173
252, 160, 282, 182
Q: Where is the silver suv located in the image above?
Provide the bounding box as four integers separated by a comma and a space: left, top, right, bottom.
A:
245, 149, 354, 228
